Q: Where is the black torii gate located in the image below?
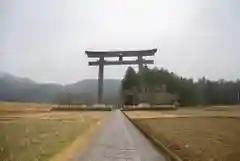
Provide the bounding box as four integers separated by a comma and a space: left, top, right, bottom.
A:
85, 49, 157, 104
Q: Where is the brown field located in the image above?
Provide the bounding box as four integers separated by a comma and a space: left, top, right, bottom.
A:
126, 106, 240, 161
0, 102, 109, 161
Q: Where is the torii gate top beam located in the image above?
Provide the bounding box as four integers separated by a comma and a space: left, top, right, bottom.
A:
85, 48, 157, 58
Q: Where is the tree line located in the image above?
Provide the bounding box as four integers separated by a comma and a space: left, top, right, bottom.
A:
121, 66, 240, 106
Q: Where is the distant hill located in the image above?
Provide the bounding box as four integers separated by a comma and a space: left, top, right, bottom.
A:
65, 79, 121, 104
0, 72, 121, 104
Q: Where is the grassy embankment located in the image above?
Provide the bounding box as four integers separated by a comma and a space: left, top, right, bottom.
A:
126, 106, 240, 161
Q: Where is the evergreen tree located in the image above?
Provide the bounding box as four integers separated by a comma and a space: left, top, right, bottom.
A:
121, 67, 140, 91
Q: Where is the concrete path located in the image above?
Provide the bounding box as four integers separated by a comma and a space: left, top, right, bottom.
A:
77, 110, 167, 161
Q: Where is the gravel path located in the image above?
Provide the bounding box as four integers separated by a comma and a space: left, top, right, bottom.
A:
77, 110, 167, 161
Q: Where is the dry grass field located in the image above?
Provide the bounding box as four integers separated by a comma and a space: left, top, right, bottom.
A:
126, 106, 240, 161
0, 102, 109, 161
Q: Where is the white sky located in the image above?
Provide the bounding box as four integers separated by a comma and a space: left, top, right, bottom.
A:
0, 0, 240, 84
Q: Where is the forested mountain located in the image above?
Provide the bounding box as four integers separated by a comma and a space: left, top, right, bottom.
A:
1, 68, 240, 106
0, 72, 121, 104
122, 67, 240, 105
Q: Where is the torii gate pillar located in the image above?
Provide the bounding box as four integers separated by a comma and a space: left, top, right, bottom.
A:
85, 49, 157, 104
98, 57, 104, 104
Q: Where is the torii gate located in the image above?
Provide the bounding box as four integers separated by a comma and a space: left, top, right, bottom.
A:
85, 49, 157, 104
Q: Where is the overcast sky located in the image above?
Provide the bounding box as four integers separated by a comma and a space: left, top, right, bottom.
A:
1, 0, 239, 84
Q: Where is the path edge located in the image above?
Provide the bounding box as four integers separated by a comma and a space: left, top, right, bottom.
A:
122, 111, 182, 161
